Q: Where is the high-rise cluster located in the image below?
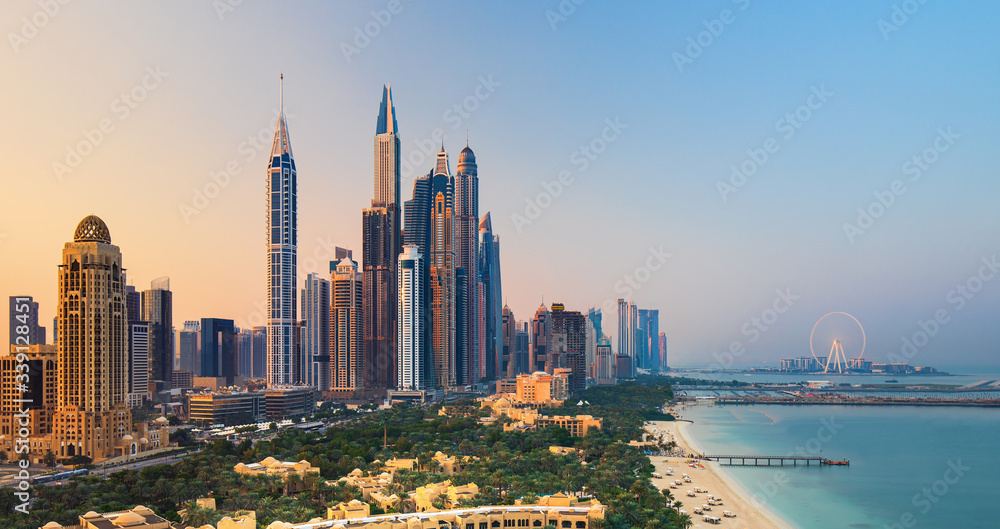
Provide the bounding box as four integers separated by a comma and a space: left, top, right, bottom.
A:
266, 81, 667, 398
616, 299, 667, 376
280, 84, 505, 397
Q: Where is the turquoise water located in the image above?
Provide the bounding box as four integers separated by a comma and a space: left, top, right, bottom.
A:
682, 403, 1000, 528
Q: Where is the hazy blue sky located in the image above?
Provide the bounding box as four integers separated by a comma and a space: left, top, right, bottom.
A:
2, 1, 998, 368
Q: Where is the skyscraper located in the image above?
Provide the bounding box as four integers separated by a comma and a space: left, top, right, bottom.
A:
550, 303, 587, 394
266, 74, 298, 387
9, 296, 46, 346
502, 305, 516, 378
127, 321, 149, 407
302, 273, 331, 391
454, 143, 479, 385
52, 215, 132, 462
516, 321, 530, 376
658, 332, 668, 371
141, 277, 172, 395
429, 149, 457, 388
125, 286, 140, 324
638, 308, 659, 371
362, 85, 402, 391
397, 245, 425, 390
617, 299, 638, 376
585, 308, 602, 381
530, 304, 550, 373
178, 320, 200, 374
479, 212, 502, 383
201, 318, 237, 385
331, 257, 364, 391
236, 328, 252, 378
595, 337, 615, 385
251, 326, 267, 379
404, 170, 434, 387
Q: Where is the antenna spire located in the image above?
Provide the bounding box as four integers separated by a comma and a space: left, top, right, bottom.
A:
279, 73, 284, 115
466, 129, 469, 147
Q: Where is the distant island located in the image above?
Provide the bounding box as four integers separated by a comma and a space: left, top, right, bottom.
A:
688, 358, 950, 376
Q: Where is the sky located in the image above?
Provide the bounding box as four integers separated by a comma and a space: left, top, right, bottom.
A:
2, 1, 999, 369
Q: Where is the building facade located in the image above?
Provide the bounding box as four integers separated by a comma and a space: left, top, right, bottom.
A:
188, 391, 262, 425
0, 344, 57, 463
127, 321, 150, 407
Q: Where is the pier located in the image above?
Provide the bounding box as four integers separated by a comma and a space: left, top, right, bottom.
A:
705, 455, 849, 466
711, 395, 1000, 407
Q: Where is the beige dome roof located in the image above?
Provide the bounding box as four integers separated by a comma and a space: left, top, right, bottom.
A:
260, 456, 279, 466
74, 215, 111, 243
113, 511, 146, 526
42, 522, 64, 529
83, 511, 101, 518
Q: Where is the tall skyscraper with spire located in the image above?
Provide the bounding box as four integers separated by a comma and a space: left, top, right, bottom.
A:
428, 148, 457, 388
362, 85, 402, 391
454, 142, 480, 385
266, 74, 298, 387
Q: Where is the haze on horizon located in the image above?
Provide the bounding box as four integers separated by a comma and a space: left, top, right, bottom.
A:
2, 1, 998, 369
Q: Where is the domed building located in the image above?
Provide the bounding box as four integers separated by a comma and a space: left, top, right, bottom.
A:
5, 216, 173, 467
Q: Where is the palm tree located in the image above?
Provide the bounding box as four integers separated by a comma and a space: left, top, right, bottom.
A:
661, 487, 675, 507
182, 503, 221, 527
43, 449, 57, 467
397, 491, 415, 513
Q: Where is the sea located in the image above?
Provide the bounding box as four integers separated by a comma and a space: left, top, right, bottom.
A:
675, 368, 1000, 529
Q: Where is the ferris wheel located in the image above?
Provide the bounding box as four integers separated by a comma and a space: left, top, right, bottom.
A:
809, 312, 866, 374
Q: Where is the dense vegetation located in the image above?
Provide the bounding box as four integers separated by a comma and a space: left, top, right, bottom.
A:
0, 378, 689, 529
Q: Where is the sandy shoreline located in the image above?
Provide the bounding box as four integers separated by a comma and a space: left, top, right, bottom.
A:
647, 403, 799, 529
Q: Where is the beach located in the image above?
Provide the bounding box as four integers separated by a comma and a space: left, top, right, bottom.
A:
648, 406, 798, 529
